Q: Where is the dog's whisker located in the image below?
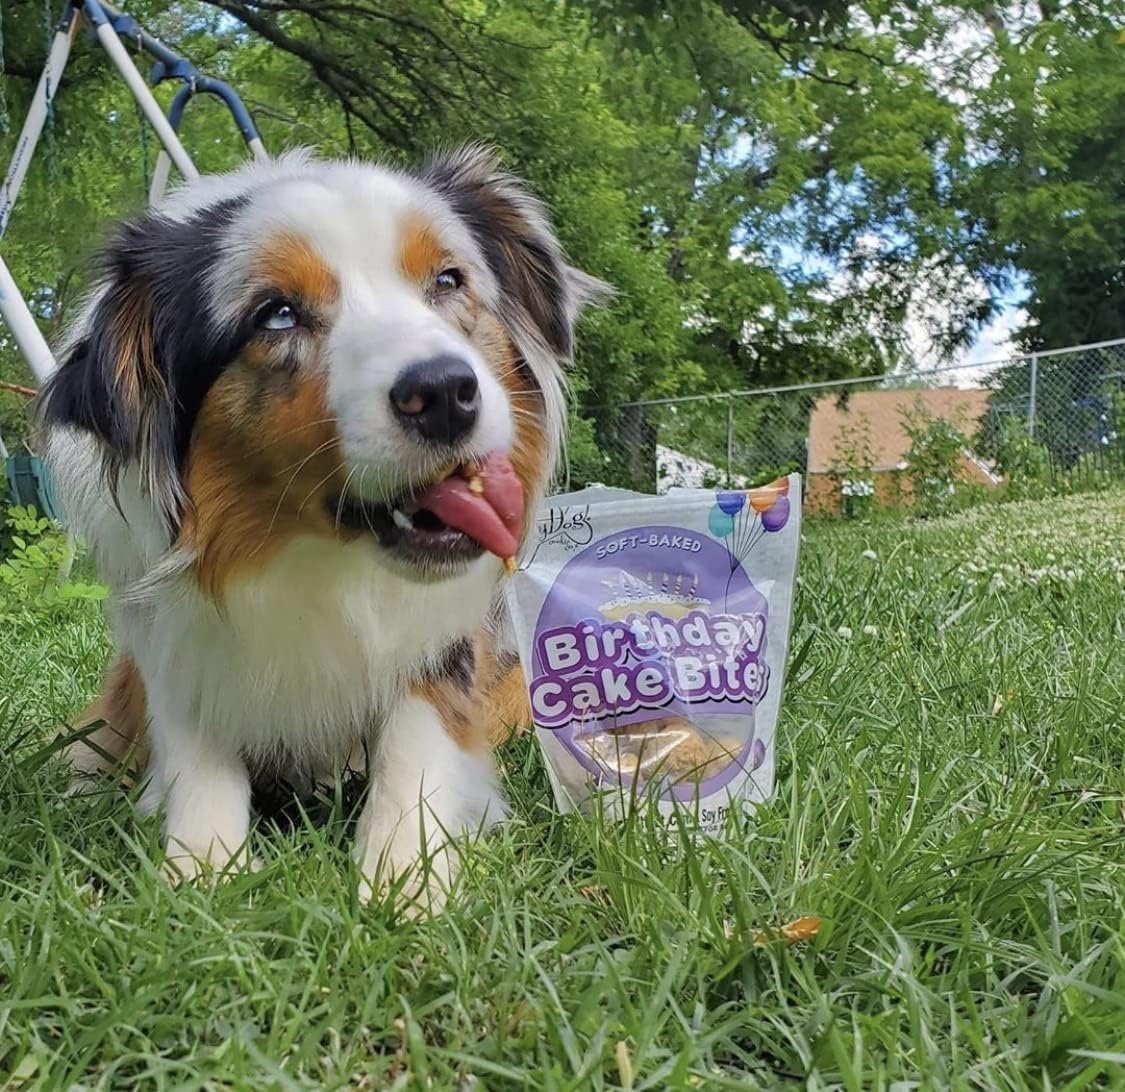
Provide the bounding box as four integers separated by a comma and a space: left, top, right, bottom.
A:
297, 465, 346, 518
334, 466, 360, 532
506, 409, 545, 426
274, 437, 340, 478
254, 439, 342, 556
244, 417, 338, 454
358, 467, 378, 535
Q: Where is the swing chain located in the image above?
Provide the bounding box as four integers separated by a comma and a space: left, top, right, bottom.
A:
42, 0, 60, 181
0, 0, 9, 135
132, 29, 152, 195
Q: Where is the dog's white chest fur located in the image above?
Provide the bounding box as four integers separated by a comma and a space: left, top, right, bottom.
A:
118, 535, 499, 763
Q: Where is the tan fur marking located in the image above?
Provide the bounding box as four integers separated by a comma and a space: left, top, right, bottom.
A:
110, 289, 161, 409
415, 676, 483, 752
257, 233, 340, 308
413, 634, 531, 755
63, 655, 150, 783
181, 368, 351, 599
398, 217, 445, 282
479, 658, 532, 744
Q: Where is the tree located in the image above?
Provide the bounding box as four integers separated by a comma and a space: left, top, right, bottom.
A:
943, 0, 1125, 348
3, 0, 1124, 481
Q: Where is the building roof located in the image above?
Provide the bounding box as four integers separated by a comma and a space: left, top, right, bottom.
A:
806, 387, 994, 474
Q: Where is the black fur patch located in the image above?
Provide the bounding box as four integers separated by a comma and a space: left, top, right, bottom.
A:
495, 648, 521, 674
40, 198, 250, 521
423, 637, 475, 692
422, 151, 573, 366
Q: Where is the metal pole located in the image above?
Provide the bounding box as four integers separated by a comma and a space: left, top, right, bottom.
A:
0, 254, 57, 383
153, 132, 268, 206
148, 81, 270, 206
726, 394, 734, 486
1027, 352, 1039, 437
148, 150, 174, 208
83, 1, 200, 182
0, 6, 80, 240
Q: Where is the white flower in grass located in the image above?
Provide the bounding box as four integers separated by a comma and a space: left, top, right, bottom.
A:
836, 625, 853, 639
862, 624, 879, 637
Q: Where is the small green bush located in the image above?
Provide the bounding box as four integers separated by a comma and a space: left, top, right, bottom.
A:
901, 401, 970, 518
0, 506, 107, 619
828, 413, 877, 520
993, 417, 1053, 500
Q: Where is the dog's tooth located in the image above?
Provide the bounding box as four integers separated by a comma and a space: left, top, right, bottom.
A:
392, 508, 414, 531
503, 556, 517, 575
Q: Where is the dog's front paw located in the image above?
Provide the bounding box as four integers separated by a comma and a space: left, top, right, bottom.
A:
161, 839, 258, 886
350, 693, 505, 915
355, 831, 457, 916
147, 740, 253, 887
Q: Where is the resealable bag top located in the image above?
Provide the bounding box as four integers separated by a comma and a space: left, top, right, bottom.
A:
504, 475, 802, 834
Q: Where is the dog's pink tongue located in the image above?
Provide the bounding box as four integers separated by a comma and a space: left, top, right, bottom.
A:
418, 452, 524, 561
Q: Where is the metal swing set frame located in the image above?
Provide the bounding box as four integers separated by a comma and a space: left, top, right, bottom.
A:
1, 0, 266, 385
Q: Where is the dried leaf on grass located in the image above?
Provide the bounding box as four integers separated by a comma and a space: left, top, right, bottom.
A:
724, 914, 823, 945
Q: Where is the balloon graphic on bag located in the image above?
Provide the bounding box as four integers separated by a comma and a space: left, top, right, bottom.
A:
761, 495, 790, 532
716, 491, 746, 515
708, 505, 735, 538
749, 487, 780, 514
749, 738, 767, 771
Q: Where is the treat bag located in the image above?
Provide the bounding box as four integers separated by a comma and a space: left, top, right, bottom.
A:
504, 475, 802, 834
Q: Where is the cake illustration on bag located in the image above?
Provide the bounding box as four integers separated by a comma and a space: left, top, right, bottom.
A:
586, 571, 739, 785
597, 571, 709, 621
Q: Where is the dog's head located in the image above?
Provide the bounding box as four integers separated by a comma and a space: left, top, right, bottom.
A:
42, 148, 607, 594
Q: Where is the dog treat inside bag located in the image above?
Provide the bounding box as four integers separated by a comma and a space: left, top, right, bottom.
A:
505, 475, 801, 834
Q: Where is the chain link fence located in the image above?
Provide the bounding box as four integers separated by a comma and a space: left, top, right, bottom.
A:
567, 337, 1125, 513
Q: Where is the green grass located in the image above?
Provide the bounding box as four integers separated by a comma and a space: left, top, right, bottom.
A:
2, 491, 1124, 1089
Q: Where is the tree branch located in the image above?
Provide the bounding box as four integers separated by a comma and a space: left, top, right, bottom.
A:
200, 0, 512, 144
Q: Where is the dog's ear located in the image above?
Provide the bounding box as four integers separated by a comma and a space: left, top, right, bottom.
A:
423, 145, 612, 361
41, 208, 239, 527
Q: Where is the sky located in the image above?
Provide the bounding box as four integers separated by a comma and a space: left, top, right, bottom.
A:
956, 295, 1030, 374
906, 278, 1032, 387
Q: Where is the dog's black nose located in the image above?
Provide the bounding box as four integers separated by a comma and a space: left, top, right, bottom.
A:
390, 355, 481, 445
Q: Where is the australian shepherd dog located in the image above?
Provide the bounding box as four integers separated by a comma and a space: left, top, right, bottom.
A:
41, 147, 606, 904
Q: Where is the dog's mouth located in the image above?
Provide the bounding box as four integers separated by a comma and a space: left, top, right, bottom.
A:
328, 452, 523, 575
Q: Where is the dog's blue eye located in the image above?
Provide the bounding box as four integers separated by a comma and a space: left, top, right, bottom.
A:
435, 268, 463, 293
258, 300, 299, 331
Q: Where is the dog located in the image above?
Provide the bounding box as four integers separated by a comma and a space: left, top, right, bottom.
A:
41, 146, 606, 902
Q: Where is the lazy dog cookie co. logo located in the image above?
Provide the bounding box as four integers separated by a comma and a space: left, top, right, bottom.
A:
537, 504, 593, 549
528, 525, 772, 731
518, 504, 593, 570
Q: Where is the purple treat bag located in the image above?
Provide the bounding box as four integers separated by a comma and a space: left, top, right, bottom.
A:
504, 475, 802, 834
